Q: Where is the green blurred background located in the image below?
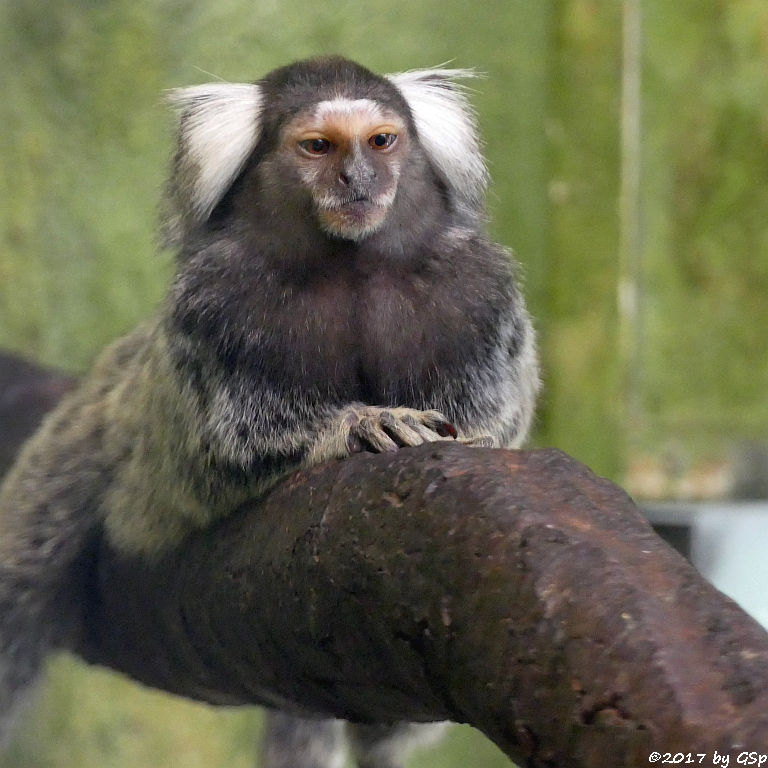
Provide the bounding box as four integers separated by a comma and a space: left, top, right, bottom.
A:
1, 0, 767, 765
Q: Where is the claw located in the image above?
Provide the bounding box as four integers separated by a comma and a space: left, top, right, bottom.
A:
358, 416, 399, 453
340, 405, 459, 456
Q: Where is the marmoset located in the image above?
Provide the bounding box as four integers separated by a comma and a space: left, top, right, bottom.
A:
0, 56, 539, 767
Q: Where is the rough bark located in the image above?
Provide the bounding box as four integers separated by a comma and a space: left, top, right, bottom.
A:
72, 444, 768, 767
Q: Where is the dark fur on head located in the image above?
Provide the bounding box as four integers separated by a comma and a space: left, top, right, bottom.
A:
256, 57, 413, 137
165, 56, 488, 251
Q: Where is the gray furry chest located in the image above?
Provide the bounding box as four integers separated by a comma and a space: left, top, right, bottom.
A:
261, 271, 475, 404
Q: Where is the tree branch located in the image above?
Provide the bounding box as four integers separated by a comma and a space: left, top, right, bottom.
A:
74, 444, 768, 767
3, 351, 766, 763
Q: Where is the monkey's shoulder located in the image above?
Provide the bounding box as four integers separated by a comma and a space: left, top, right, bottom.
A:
24, 321, 168, 457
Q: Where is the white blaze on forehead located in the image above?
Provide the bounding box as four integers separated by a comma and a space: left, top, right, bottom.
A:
302, 98, 405, 141
312, 98, 385, 121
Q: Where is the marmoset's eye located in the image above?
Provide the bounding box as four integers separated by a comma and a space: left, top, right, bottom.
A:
299, 138, 332, 156
368, 133, 397, 150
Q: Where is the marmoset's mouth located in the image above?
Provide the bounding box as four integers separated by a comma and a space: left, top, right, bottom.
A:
318, 198, 387, 241
339, 198, 374, 215
332, 192, 372, 206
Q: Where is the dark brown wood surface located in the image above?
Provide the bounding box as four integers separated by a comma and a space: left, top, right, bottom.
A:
77, 444, 768, 767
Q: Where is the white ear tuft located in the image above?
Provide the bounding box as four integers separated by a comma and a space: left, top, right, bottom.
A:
387, 68, 488, 210
167, 83, 263, 221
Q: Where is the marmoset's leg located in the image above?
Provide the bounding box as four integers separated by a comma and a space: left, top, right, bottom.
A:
260, 711, 347, 768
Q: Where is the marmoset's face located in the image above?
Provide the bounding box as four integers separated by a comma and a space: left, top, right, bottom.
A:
278, 98, 408, 241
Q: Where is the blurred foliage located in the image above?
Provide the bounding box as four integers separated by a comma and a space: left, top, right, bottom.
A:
4, 657, 264, 768
541, 0, 624, 473
643, 0, 768, 451
1, 0, 767, 765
